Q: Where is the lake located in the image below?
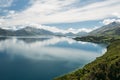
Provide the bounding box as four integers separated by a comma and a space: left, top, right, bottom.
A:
0, 36, 106, 80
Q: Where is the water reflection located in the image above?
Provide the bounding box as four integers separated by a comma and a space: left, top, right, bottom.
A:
0, 37, 105, 61
0, 36, 106, 80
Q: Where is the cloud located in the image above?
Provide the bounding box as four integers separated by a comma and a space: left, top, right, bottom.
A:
1, 22, 98, 33
36, 25, 98, 33
112, 12, 120, 18
0, 0, 13, 7
0, 18, 4, 25
0, 0, 120, 26
102, 18, 120, 25
28, 23, 99, 33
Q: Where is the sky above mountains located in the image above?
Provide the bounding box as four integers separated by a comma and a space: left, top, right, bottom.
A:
0, 0, 120, 33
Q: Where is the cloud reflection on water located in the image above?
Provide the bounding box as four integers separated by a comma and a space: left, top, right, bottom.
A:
0, 37, 106, 63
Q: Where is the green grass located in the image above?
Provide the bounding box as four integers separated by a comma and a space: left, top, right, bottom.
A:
54, 40, 120, 80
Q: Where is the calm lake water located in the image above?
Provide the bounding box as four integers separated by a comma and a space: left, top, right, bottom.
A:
0, 36, 106, 80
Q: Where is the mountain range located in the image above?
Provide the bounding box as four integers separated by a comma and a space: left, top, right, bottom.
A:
0, 21, 119, 37
0, 26, 53, 36
0, 26, 88, 36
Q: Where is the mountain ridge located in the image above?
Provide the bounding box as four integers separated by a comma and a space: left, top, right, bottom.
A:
89, 22, 120, 36
0, 26, 88, 36
0, 26, 54, 36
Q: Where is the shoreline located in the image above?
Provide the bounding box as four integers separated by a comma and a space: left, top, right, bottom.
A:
54, 39, 120, 80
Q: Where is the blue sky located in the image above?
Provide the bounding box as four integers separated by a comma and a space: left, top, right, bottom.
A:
0, 0, 120, 33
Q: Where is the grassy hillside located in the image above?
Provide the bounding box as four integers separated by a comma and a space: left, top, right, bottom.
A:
54, 40, 120, 80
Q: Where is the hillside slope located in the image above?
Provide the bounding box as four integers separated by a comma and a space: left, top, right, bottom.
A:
90, 22, 120, 37
54, 40, 120, 80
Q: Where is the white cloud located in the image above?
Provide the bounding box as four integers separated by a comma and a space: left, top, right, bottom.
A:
1, 0, 120, 26
0, 0, 13, 7
1, 22, 97, 33
64, 27, 98, 33
102, 18, 120, 25
22, 23, 98, 33
9, 10, 15, 14
112, 12, 120, 18
0, 18, 5, 25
